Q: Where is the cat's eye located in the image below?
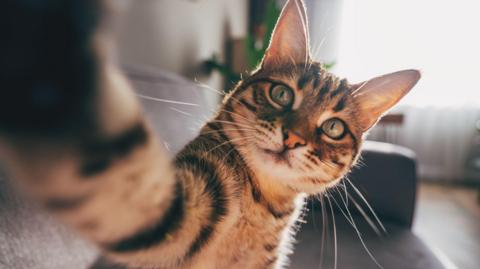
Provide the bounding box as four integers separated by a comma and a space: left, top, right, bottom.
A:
321, 118, 345, 139
270, 85, 294, 107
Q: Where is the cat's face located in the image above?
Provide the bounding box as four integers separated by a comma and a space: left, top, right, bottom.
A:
223, 0, 419, 193
228, 64, 361, 193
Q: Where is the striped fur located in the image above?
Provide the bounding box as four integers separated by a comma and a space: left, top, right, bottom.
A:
0, 62, 359, 268
0, 0, 420, 268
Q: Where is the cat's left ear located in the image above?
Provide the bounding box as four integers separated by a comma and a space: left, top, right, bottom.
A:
353, 69, 421, 131
261, 0, 310, 69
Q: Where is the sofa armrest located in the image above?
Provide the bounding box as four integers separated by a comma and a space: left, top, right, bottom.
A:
338, 141, 418, 228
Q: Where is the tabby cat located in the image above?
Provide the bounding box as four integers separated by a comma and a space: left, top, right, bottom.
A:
0, 0, 420, 268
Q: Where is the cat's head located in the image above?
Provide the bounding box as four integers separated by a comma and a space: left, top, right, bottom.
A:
224, 0, 420, 194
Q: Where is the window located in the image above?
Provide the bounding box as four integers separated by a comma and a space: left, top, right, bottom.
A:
336, 0, 480, 107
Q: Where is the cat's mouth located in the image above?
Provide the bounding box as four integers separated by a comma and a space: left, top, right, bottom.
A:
262, 147, 292, 166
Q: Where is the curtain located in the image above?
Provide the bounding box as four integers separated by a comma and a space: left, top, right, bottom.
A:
368, 106, 480, 182
334, 0, 480, 182
335, 0, 480, 107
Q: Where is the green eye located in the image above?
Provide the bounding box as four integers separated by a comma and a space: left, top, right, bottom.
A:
270, 85, 294, 107
321, 118, 345, 139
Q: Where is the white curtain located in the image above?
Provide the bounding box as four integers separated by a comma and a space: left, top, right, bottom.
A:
335, 0, 480, 107
368, 106, 480, 181
334, 0, 480, 182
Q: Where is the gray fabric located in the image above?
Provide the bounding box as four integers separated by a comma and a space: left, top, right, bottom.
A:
124, 66, 214, 153
0, 68, 211, 269
290, 213, 445, 269
291, 142, 443, 268
0, 68, 443, 269
0, 171, 97, 269
339, 141, 418, 228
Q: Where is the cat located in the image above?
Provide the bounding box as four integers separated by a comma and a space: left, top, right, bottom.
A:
0, 0, 420, 268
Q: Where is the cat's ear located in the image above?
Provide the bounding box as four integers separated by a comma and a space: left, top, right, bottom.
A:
261, 0, 310, 69
353, 69, 421, 131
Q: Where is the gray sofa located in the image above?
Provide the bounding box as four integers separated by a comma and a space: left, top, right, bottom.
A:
0, 67, 446, 269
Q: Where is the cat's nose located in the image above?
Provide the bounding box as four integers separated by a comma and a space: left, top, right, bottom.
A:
283, 130, 306, 149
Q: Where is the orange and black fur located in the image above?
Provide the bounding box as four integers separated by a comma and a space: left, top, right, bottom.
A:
0, 0, 420, 268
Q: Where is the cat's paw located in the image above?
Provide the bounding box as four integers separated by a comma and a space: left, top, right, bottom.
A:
0, 0, 101, 135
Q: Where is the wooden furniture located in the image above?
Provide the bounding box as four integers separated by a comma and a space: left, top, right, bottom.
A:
378, 113, 404, 125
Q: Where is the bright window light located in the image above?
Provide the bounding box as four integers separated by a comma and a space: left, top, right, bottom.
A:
336, 0, 480, 107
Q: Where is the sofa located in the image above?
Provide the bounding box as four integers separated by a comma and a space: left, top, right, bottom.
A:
0, 67, 446, 269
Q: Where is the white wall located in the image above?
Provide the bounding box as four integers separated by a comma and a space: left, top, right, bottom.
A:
113, 0, 345, 104
304, 0, 344, 65
115, 0, 248, 105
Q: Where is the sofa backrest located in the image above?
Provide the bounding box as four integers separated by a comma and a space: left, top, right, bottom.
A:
0, 67, 214, 269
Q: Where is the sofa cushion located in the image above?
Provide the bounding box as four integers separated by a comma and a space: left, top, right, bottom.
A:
0, 68, 445, 269
290, 209, 446, 269
0, 68, 212, 269
0, 170, 97, 269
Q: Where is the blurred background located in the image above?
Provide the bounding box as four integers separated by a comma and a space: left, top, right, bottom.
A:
114, 0, 480, 268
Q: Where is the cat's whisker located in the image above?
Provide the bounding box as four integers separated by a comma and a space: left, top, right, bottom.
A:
311, 44, 321, 64
254, 128, 272, 139
326, 194, 338, 269
329, 190, 384, 269
347, 192, 383, 237
201, 131, 255, 140
326, 191, 355, 227
333, 184, 382, 236
351, 79, 373, 95
136, 94, 200, 106
222, 143, 243, 161
312, 34, 328, 62
236, 101, 260, 117
169, 107, 193, 116
312, 24, 333, 62
319, 195, 327, 269
302, 54, 310, 72
206, 136, 256, 154
208, 140, 254, 154
194, 79, 227, 96
216, 109, 256, 124
345, 178, 387, 233
209, 120, 254, 129
310, 11, 329, 63
286, 55, 299, 71
310, 198, 317, 230
201, 128, 255, 136
211, 122, 256, 131
2, 0, 420, 267
353, 156, 367, 169
342, 179, 349, 207
163, 141, 171, 152
195, 80, 246, 109
319, 159, 337, 170
252, 132, 266, 140
334, 183, 348, 205
227, 94, 251, 110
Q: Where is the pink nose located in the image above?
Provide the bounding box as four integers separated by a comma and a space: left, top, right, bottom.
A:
283, 130, 306, 149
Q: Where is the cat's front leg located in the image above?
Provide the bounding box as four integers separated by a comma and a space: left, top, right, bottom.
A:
0, 1, 186, 267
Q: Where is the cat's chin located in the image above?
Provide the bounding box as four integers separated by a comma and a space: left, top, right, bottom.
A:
260, 148, 293, 166
257, 147, 296, 170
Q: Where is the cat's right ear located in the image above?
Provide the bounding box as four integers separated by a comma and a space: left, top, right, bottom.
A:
352, 69, 421, 131
261, 0, 311, 69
